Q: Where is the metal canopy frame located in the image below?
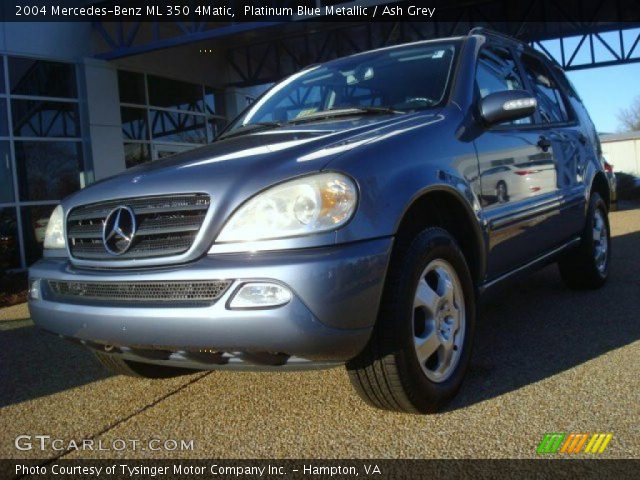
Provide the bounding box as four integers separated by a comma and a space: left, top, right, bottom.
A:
92, 0, 640, 86
221, 22, 640, 86
531, 29, 640, 71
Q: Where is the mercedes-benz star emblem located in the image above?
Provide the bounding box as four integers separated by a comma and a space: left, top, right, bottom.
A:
102, 206, 136, 255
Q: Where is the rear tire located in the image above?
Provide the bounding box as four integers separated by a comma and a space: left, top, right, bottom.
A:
558, 192, 610, 290
347, 227, 476, 413
93, 351, 196, 379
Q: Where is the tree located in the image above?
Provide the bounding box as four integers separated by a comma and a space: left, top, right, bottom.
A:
617, 95, 640, 132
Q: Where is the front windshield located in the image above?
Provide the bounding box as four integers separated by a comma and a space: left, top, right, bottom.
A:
225, 41, 459, 134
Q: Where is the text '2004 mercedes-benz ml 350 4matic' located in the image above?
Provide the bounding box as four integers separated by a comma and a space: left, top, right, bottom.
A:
29, 28, 611, 413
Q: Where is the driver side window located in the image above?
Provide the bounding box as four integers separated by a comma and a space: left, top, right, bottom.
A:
476, 46, 532, 125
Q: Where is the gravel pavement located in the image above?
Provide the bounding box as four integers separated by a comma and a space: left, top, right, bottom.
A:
1, 207, 639, 460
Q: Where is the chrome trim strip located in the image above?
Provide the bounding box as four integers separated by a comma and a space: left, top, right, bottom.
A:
480, 237, 581, 293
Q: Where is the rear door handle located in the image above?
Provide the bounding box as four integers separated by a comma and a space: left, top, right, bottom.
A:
537, 135, 551, 152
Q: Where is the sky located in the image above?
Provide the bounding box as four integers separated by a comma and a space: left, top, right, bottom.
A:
567, 63, 640, 134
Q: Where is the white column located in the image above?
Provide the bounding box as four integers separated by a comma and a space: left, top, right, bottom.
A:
82, 58, 125, 181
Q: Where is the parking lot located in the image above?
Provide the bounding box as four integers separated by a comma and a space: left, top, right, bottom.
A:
1, 207, 639, 460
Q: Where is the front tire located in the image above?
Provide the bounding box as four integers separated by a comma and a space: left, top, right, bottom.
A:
347, 227, 476, 413
93, 351, 196, 379
558, 192, 610, 289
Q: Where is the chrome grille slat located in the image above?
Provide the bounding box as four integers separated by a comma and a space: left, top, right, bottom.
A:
47, 280, 232, 305
70, 233, 196, 259
67, 194, 209, 261
68, 204, 209, 222
67, 214, 205, 238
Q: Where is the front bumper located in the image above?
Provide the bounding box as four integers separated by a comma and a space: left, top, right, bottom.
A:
28, 238, 392, 368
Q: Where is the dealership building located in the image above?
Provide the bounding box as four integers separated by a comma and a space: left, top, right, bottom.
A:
0, 20, 275, 270
1, 8, 639, 271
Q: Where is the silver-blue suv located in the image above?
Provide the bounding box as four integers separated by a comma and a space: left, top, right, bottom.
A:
29, 29, 611, 413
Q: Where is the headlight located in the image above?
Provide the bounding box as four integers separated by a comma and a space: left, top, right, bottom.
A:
43, 205, 66, 250
216, 172, 357, 243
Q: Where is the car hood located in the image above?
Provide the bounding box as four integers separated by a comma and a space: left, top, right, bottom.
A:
59, 110, 448, 267
66, 111, 442, 209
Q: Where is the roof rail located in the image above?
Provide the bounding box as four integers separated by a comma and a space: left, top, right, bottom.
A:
467, 27, 524, 44
468, 27, 564, 69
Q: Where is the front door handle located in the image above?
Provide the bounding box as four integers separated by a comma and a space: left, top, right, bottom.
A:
537, 135, 551, 152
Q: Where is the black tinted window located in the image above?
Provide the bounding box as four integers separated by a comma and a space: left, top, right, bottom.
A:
121, 107, 149, 140
14, 141, 83, 201
9, 58, 77, 98
476, 46, 531, 125
0, 142, 13, 203
12, 100, 80, 137
118, 70, 146, 104
521, 54, 569, 124
0, 99, 8, 136
148, 75, 203, 112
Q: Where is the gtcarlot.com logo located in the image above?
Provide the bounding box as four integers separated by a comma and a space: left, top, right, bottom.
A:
15, 435, 194, 452
537, 433, 613, 454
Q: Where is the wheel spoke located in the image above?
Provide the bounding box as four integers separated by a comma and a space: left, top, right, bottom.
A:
436, 268, 455, 304
436, 345, 454, 375
414, 279, 440, 314
415, 331, 440, 362
593, 228, 601, 242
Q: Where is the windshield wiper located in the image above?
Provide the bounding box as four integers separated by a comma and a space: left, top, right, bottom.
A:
218, 107, 403, 140
217, 121, 284, 141
287, 106, 404, 125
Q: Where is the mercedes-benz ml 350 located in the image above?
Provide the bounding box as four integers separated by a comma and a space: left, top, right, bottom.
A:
29, 29, 611, 413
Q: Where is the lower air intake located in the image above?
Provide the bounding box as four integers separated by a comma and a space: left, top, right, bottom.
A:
47, 280, 232, 305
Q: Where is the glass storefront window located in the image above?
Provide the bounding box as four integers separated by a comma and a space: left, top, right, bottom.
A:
121, 107, 149, 140
0, 59, 5, 93
124, 142, 151, 169
2, 56, 83, 270
0, 142, 14, 203
9, 57, 77, 98
203, 86, 224, 115
210, 118, 228, 139
148, 75, 203, 112
12, 100, 80, 137
118, 70, 146, 104
21, 204, 56, 265
0, 98, 8, 136
0, 207, 20, 269
15, 141, 83, 201
118, 71, 225, 166
151, 110, 207, 144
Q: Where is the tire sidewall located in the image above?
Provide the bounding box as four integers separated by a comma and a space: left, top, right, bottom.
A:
585, 193, 611, 280
393, 229, 476, 410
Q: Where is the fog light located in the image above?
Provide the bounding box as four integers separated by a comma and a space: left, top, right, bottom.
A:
29, 279, 41, 300
229, 282, 292, 309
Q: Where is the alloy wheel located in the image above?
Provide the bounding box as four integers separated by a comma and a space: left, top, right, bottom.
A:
593, 209, 608, 273
412, 259, 466, 383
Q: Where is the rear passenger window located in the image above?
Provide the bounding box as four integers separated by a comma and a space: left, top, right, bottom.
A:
520, 54, 570, 124
476, 46, 531, 125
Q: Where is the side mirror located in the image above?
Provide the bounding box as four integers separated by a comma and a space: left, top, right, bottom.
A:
479, 90, 537, 125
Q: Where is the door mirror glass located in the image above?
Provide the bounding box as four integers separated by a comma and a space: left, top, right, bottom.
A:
479, 90, 537, 125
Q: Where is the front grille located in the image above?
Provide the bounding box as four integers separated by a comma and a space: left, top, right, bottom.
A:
47, 280, 232, 305
67, 194, 210, 261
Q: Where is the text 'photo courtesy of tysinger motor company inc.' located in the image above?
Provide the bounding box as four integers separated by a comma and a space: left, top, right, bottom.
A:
1, 0, 639, 479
